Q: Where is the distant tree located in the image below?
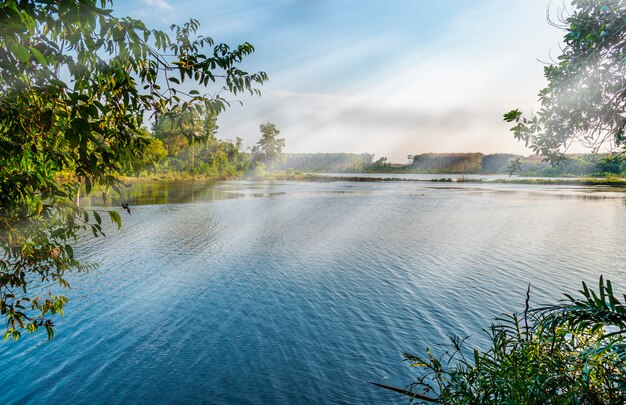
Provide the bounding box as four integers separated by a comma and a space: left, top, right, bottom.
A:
202, 110, 219, 153
480, 153, 521, 174
505, 0, 626, 166
152, 106, 249, 177
153, 110, 195, 156
595, 155, 626, 175
252, 122, 285, 173
508, 157, 522, 176
373, 157, 388, 167
153, 106, 207, 171
411, 153, 483, 173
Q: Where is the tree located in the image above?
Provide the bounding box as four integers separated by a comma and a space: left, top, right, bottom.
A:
252, 122, 285, 173
373, 156, 388, 167
202, 110, 219, 152
152, 114, 192, 157
152, 106, 205, 171
504, 0, 626, 166
152, 106, 248, 177
279, 153, 374, 172
133, 137, 168, 174
0, 0, 267, 340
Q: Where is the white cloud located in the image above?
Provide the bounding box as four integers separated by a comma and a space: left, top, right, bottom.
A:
140, 0, 173, 11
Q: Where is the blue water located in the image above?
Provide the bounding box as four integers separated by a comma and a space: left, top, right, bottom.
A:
1, 180, 626, 404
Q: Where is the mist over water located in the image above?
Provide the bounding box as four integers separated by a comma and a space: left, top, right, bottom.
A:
1, 180, 625, 404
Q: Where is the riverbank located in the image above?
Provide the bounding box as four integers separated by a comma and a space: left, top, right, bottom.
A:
283, 173, 626, 187
118, 172, 626, 187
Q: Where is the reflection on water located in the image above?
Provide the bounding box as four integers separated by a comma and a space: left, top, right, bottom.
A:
81, 180, 297, 208
1, 179, 626, 404
82, 181, 241, 207
84, 179, 626, 208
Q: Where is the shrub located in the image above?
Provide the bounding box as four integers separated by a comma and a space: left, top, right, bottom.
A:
382, 278, 626, 404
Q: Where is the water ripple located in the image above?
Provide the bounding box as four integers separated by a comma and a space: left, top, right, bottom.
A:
1, 181, 625, 404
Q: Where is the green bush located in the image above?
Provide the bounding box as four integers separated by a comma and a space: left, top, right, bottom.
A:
390, 278, 626, 404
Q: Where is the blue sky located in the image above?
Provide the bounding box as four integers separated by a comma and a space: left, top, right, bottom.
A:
114, 0, 565, 162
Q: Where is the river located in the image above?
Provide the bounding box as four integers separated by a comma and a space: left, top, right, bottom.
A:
1, 179, 625, 404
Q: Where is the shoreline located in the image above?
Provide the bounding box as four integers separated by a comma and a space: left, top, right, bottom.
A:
119, 173, 626, 187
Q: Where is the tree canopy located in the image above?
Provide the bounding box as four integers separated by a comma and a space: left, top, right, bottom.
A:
0, 0, 267, 340
151, 106, 248, 177
505, 0, 626, 165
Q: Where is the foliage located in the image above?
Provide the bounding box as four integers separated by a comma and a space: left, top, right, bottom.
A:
0, 0, 266, 340
151, 106, 248, 177
251, 161, 266, 178
132, 136, 168, 174
279, 151, 623, 177
480, 154, 520, 174
152, 111, 196, 157
504, 0, 626, 166
252, 122, 285, 172
595, 155, 626, 175
392, 279, 626, 404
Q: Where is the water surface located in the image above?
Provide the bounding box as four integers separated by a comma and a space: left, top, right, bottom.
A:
1, 180, 625, 404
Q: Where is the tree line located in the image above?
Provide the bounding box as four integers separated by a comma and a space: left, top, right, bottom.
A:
363, 153, 626, 176
129, 109, 286, 179
278, 153, 374, 173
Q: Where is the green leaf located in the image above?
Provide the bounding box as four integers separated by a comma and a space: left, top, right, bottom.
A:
67, 130, 79, 148
51, 228, 65, 238
503, 109, 522, 122
85, 177, 92, 195
65, 244, 74, 259
108, 210, 122, 229
29, 46, 47, 66
93, 211, 102, 225
45, 324, 54, 340
3, 23, 27, 34
71, 117, 90, 132
11, 42, 30, 63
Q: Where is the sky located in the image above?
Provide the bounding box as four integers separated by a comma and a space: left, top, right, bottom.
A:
114, 0, 566, 163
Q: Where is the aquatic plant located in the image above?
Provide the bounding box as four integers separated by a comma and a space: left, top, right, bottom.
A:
377, 278, 626, 403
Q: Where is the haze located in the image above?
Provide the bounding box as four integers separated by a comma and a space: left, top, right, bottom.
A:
116, 0, 565, 163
